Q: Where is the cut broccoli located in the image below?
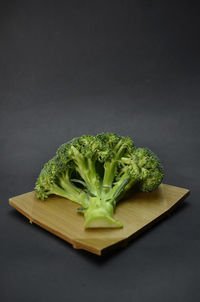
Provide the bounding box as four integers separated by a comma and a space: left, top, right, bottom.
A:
35, 133, 164, 228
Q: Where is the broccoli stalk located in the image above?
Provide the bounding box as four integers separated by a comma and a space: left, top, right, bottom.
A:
35, 133, 164, 228
84, 174, 131, 228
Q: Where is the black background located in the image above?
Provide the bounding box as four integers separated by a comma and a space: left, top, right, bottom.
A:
1, 1, 200, 301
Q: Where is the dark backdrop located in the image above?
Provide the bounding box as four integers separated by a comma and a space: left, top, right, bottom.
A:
1, 1, 199, 301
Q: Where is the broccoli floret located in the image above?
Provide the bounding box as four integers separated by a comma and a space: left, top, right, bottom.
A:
121, 147, 164, 192
35, 133, 164, 228
35, 156, 88, 207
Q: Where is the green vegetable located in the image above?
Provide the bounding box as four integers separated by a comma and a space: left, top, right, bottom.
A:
35, 133, 164, 228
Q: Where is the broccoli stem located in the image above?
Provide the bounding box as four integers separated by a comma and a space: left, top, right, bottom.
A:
60, 177, 80, 195
50, 185, 74, 199
84, 196, 123, 228
105, 172, 133, 204
51, 184, 88, 207
102, 160, 117, 193
72, 146, 101, 197
83, 172, 132, 228
102, 142, 128, 195
87, 158, 101, 197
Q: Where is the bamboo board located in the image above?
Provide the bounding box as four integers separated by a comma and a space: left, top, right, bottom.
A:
9, 184, 189, 255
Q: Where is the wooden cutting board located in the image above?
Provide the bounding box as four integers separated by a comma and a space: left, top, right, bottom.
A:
9, 184, 189, 255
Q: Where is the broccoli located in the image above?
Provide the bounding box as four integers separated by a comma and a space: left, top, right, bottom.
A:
35, 133, 164, 228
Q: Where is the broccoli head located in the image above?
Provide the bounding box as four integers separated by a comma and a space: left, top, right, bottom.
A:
35, 133, 164, 228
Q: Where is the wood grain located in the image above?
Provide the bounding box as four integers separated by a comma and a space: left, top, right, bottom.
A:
9, 184, 189, 255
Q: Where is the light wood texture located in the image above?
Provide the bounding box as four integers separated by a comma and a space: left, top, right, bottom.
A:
9, 184, 189, 255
